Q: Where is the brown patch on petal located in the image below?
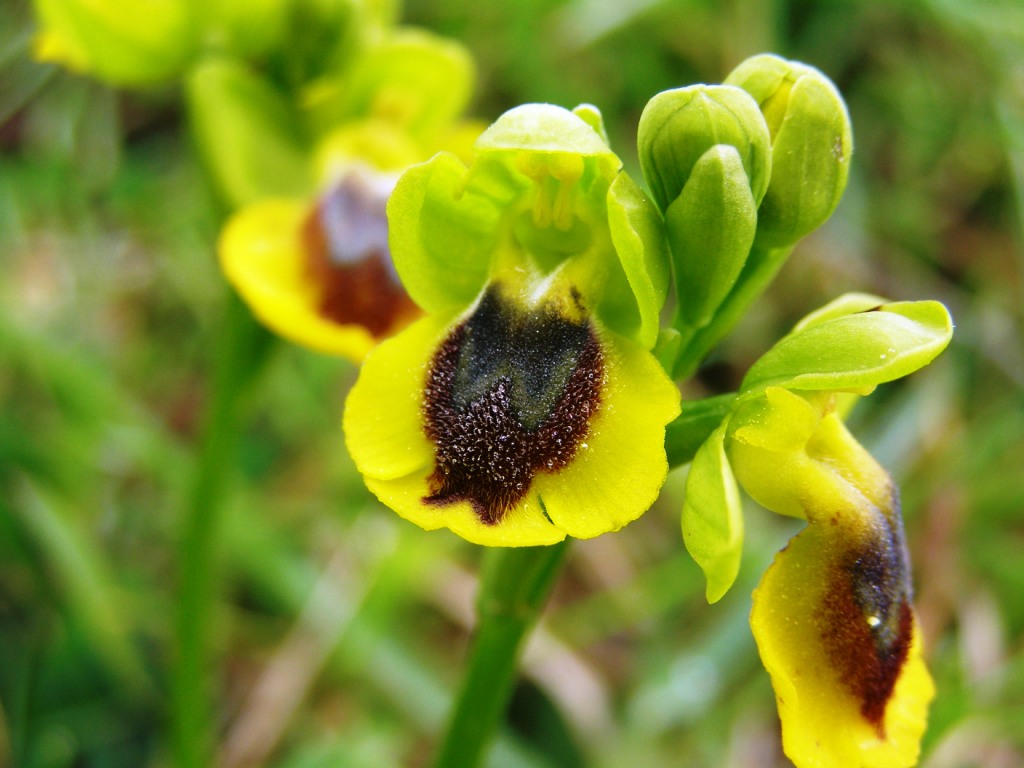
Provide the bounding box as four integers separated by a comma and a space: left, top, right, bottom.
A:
302, 174, 418, 338
422, 287, 603, 525
820, 500, 914, 735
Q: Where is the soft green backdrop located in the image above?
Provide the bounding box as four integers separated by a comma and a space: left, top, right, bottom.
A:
1, 0, 1021, 766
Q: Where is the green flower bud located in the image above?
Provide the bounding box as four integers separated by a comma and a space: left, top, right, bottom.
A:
32, 0, 197, 85
666, 144, 757, 328
725, 54, 853, 247
637, 84, 771, 214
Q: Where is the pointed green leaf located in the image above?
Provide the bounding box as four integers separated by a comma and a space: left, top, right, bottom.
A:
682, 422, 743, 603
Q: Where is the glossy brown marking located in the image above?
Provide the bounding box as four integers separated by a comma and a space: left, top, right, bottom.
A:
819, 503, 914, 735
422, 287, 603, 525
302, 175, 417, 337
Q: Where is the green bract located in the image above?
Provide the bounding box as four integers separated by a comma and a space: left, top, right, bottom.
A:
725, 54, 853, 248
388, 103, 668, 348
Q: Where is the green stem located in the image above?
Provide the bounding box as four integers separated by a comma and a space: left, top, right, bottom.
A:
673, 243, 794, 381
172, 291, 272, 768
432, 540, 571, 768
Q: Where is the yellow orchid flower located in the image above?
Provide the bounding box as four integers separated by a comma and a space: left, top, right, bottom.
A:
344, 104, 680, 545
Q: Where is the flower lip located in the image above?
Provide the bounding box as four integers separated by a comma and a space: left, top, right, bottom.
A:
422, 285, 603, 525
821, 503, 914, 734
303, 166, 417, 337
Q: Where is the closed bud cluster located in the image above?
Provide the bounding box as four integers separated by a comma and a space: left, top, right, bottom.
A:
637, 85, 771, 329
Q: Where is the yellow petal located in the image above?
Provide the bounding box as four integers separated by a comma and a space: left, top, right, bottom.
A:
344, 314, 449, 482
219, 200, 377, 360
536, 327, 680, 538
344, 290, 680, 546
751, 518, 934, 768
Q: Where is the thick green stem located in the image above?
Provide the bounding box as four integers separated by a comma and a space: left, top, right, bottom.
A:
172, 292, 272, 768
673, 243, 794, 381
432, 540, 570, 768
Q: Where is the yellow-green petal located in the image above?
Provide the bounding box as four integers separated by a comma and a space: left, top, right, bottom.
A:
344, 311, 565, 547
343, 314, 448, 482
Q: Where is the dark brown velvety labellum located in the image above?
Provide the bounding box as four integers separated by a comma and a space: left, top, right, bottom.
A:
820, 495, 914, 735
422, 286, 603, 525
303, 173, 417, 337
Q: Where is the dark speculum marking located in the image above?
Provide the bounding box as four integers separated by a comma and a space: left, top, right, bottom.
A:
303, 171, 417, 337
422, 287, 603, 525
820, 496, 914, 735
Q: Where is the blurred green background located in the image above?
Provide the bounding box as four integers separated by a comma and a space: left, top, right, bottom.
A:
1, 0, 1022, 766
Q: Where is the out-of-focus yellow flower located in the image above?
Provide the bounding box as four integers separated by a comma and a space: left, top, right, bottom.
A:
214, 29, 481, 361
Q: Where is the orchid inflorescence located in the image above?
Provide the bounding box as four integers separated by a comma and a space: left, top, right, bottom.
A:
32, 2, 954, 763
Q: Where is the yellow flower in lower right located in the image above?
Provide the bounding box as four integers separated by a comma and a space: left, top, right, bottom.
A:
729, 387, 934, 767
750, 489, 934, 768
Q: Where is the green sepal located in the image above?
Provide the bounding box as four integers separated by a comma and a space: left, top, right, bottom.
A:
186, 58, 311, 209
740, 299, 953, 397
605, 171, 670, 349
637, 84, 771, 214
311, 28, 475, 145
682, 421, 743, 603
476, 103, 617, 166
667, 144, 757, 329
726, 54, 853, 248
32, 0, 197, 85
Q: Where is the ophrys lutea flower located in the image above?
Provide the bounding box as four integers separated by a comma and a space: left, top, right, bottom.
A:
682, 295, 952, 767
213, 29, 479, 360
344, 104, 680, 546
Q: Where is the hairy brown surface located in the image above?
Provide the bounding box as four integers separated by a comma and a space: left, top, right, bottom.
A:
820, 508, 914, 734
422, 287, 603, 524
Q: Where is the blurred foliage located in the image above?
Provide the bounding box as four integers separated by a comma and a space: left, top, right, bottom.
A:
1, 0, 1022, 766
